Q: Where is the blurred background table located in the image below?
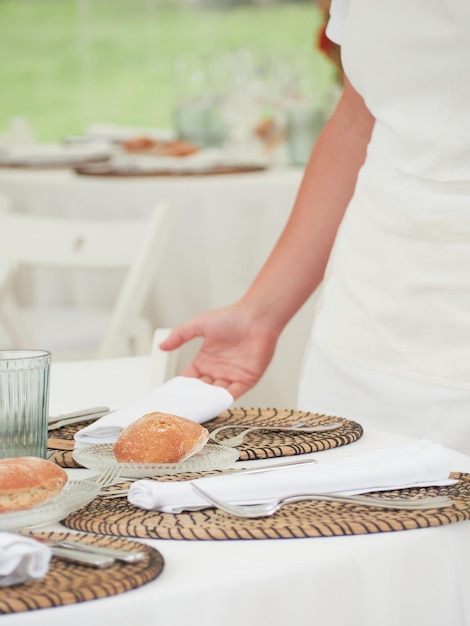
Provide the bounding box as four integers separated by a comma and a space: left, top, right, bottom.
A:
0, 165, 318, 409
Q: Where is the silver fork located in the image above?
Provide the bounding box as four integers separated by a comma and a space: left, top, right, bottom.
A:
191, 483, 453, 518
88, 464, 124, 492
208, 422, 342, 447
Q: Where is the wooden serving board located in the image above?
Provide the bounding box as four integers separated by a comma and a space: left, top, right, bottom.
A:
74, 163, 266, 177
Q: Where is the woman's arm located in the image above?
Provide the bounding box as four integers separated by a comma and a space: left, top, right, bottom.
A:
240, 76, 375, 334
160, 77, 375, 397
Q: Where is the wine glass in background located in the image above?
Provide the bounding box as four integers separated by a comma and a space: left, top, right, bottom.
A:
172, 53, 227, 150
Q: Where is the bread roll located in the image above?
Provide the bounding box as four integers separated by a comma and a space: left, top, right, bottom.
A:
0, 457, 68, 513
113, 411, 209, 464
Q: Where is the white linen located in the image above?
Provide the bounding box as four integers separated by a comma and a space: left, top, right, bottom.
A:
128, 439, 455, 513
74, 376, 233, 447
0, 166, 307, 410
0, 143, 111, 166
0, 532, 51, 587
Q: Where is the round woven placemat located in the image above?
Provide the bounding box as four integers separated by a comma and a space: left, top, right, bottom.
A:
63, 472, 470, 541
0, 532, 164, 614
203, 408, 362, 460
48, 408, 362, 468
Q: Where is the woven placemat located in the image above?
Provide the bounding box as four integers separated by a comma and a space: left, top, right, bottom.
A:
0, 532, 164, 614
48, 420, 94, 468
48, 408, 362, 468
62, 472, 470, 541
203, 408, 362, 460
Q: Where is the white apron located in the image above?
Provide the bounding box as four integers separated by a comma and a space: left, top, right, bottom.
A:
298, 0, 470, 454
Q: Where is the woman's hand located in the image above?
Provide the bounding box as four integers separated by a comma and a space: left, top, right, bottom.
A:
158, 303, 280, 399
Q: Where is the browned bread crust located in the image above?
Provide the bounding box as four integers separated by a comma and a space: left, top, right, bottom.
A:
113, 411, 209, 464
0, 457, 68, 513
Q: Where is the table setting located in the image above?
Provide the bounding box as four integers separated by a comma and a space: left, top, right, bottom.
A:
1, 355, 470, 625
36, 376, 470, 547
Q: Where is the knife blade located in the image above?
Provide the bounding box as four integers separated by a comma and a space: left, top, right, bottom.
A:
48, 406, 110, 430
55, 540, 146, 563
48, 406, 110, 424
50, 545, 115, 568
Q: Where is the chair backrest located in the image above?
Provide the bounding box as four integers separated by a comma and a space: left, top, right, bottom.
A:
150, 327, 180, 385
0, 202, 172, 358
49, 328, 181, 416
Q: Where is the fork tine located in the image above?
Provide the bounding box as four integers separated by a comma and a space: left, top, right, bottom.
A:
93, 464, 123, 488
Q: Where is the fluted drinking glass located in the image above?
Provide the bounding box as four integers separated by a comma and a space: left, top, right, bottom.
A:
0, 350, 51, 459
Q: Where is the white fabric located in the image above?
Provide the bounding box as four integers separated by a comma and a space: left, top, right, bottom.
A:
315, 0, 470, 386
0, 533, 51, 587
301, 0, 470, 453
0, 143, 111, 166
325, 0, 350, 45
298, 340, 470, 456
74, 376, 233, 447
128, 439, 454, 513
0, 167, 307, 410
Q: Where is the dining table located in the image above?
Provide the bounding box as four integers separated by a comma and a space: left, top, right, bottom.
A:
1, 355, 470, 626
0, 164, 315, 410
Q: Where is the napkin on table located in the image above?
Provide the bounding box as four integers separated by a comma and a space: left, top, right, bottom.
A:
0, 533, 51, 587
0, 143, 111, 166
128, 439, 456, 513
74, 376, 233, 448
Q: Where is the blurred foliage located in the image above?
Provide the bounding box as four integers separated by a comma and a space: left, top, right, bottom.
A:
0, 0, 334, 141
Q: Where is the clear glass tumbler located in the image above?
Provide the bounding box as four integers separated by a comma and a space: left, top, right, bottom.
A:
0, 350, 51, 459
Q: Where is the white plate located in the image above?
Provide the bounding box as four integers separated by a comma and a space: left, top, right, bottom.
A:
73, 443, 240, 478
0, 480, 101, 531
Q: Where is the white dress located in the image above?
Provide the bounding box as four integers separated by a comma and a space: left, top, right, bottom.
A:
298, 0, 470, 455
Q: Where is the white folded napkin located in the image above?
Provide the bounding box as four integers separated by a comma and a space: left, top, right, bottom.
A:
128, 439, 456, 513
0, 533, 51, 587
74, 376, 233, 447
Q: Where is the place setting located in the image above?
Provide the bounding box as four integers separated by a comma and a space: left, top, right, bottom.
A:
4, 362, 470, 558
41, 376, 470, 543
63, 436, 470, 541
0, 350, 166, 617
0, 530, 164, 615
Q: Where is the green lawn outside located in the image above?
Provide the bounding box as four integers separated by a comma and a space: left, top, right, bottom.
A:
0, 0, 335, 141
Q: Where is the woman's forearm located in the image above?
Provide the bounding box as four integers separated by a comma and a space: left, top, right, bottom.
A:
240, 77, 375, 332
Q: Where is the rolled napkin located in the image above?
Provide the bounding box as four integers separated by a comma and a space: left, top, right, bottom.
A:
0, 533, 51, 587
128, 439, 456, 513
74, 376, 233, 448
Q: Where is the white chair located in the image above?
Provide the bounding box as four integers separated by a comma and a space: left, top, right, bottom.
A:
0, 202, 172, 360
49, 328, 181, 416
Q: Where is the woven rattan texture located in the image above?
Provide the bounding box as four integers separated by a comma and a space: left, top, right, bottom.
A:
48, 408, 362, 468
0, 532, 164, 614
62, 472, 470, 541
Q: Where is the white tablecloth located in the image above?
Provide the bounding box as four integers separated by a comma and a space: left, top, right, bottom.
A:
3, 355, 470, 626
0, 166, 316, 410
4, 486, 469, 626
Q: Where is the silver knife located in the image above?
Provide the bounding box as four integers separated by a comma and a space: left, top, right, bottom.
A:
48, 406, 110, 430
50, 545, 115, 568
55, 540, 146, 563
